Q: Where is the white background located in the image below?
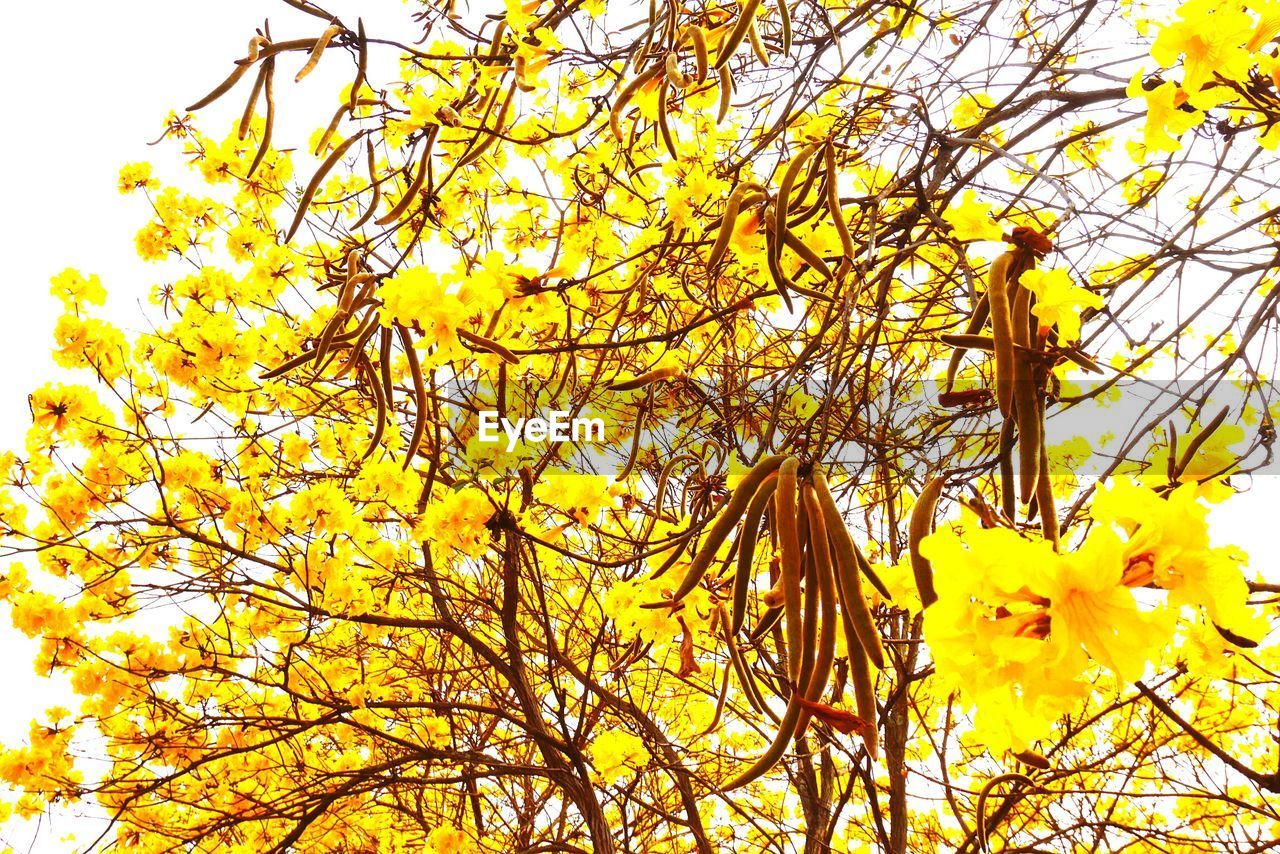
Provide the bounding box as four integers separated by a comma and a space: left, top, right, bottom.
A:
0, 2, 1275, 850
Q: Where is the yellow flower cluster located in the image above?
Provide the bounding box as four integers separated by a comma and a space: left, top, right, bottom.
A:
922, 478, 1262, 750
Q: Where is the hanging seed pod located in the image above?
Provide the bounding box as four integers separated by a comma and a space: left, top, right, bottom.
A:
295, 24, 342, 83
908, 476, 945, 608
664, 455, 790, 603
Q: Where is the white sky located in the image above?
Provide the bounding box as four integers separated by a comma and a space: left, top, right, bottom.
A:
0, 2, 1276, 851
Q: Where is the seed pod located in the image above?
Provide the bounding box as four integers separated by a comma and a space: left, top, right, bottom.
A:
358, 353, 387, 459
436, 104, 463, 127
811, 469, 885, 669
456, 80, 515, 170
348, 19, 368, 110
665, 52, 691, 89
1010, 259, 1041, 504
656, 79, 679, 158
731, 473, 780, 634
797, 483, 838, 737
338, 248, 362, 313
616, 401, 647, 483
777, 0, 793, 55
187, 60, 254, 111
719, 691, 805, 791
610, 62, 665, 141
397, 323, 429, 469
283, 131, 367, 244
295, 24, 342, 83
665, 455, 790, 603
846, 621, 879, 760
774, 457, 804, 684
1013, 750, 1051, 770
716, 64, 736, 124
706, 182, 765, 271
1036, 432, 1059, 547
908, 476, 945, 608
781, 227, 835, 283
998, 416, 1017, 521
376, 126, 438, 226
238, 61, 270, 140
713, 0, 765, 69
746, 18, 770, 66
977, 773, 1034, 853
987, 251, 1017, 418
687, 26, 710, 83
245, 34, 266, 64
353, 136, 381, 229
247, 57, 276, 178
314, 102, 351, 154
823, 140, 855, 263
609, 365, 683, 391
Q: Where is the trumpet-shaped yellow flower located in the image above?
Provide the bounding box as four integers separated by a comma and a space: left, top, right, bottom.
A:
941, 190, 1004, 242
1019, 267, 1104, 341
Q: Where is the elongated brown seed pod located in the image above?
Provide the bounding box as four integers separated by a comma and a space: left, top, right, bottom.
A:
998, 416, 1017, 520
656, 79, 679, 158
706, 182, 764, 271
397, 323, 429, 469
283, 130, 366, 244
908, 476, 945, 608
295, 24, 342, 83
716, 64, 734, 123
777, 0, 793, 55
1010, 257, 1041, 504
457, 329, 520, 364
610, 62, 665, 141
720, 691, 805, 791
352, 136, 381, 229
358, 353, 387, 459
781, 227, 835, 282
1036, 438, 1059, 547
664, 52, 690, 89
238, 61, 269, 140
247, 57, 276, 178
987, 251, 1017, 417
797, 484, 838, 737
713, 0, 765, 69
187, 59, 254, 111
348, 19, 368, 110
687, 26, 709, 83
812, 470, 885, 669
609, 364, 682, 391
746, 18, 770, 66
846, 619, 879, 760
730, 473, 780, 635
376, 126, 437, 225
775, 457, 804, 683
824, 140, 855, 262
665, 455, 790, 603
977, 773, 1034, 853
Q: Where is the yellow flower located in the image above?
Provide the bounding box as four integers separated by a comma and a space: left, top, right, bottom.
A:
50, 269, 106, 307
1246, 0, 1280, 51
1127, 73, 1203, 155
588, 729, 650, 785
1019, 267, 1104, 341
1152, 0, 1254, 92
117, 161, 158, 194
941, 190, 1003, 242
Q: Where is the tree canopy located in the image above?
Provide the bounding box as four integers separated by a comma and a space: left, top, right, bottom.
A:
3, 0, 1280, 850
